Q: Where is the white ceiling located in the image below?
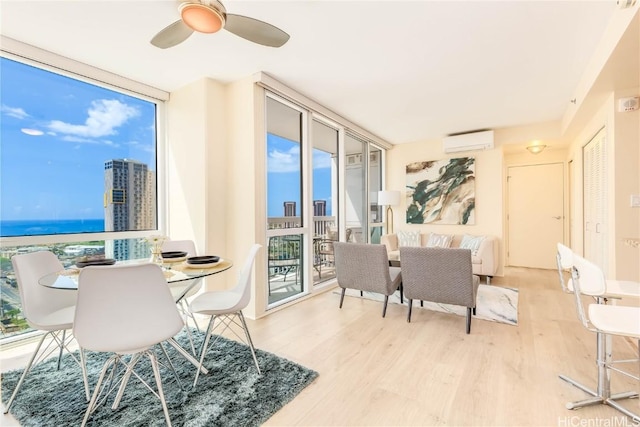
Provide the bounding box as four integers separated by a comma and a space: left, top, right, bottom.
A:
0, 0, 618, 145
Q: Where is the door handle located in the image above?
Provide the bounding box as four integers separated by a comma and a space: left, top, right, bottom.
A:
552, 216, 561, 220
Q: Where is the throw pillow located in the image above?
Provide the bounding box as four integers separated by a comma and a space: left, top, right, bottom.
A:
397, 230, 421, 247
426, 233, 453, 248
460, 234, 485, 255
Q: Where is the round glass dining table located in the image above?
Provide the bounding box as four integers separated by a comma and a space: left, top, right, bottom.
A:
38, 258, 233, 375
39, 258, 233, 303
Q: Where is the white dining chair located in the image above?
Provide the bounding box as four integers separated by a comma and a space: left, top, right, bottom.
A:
4, 251, 89, 414
557, 243, 640, 299
569, 254, 640, 421
162, 239, 200, 354
189, 244, 262, 386
74, 263, 184, 427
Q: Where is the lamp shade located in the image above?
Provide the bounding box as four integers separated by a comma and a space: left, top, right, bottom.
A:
378, 190, 401, 206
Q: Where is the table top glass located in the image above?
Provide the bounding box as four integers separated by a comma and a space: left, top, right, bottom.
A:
38, 258, 233, 292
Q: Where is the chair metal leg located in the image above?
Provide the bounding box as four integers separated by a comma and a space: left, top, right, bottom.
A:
158, 342, 183, 391
112, 353, 143, 409
79, 348, 91, 401
407, 299, 413, 323
420, 300, 423, 307
194, 315, 217, 387
399, 283, 403, 304
4, 332, 48, 413
82, 356, 117, 427
473, 307, 476, 316
148, 351, 173, 427
56, 330, 66, 370
562, 331, 639, 417
181, 301, 196, 355
238, 311, 261, 375
382, 295, 389, 318
339, 288, 346, 308
360, 290, 363, 297
466, 307, 472, 334
166, 338, 208, 375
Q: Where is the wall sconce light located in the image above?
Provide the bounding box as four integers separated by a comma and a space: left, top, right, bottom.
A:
526, 144, 547, 155
378, 190, 401, 234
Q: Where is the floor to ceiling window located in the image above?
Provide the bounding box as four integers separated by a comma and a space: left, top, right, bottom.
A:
263, 86, 389, 310
266, 96, 305, 305
344, 132, 368, 244
312, 119, 339, 284
0, 52, 165, 339
369, 146, 384, 244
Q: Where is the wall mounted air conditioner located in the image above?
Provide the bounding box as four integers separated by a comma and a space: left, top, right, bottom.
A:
442, 130, 494, 154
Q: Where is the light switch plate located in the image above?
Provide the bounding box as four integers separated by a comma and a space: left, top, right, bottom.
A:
631, 194, 640, 207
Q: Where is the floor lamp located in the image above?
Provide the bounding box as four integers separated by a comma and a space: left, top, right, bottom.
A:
378, 190, 401, 235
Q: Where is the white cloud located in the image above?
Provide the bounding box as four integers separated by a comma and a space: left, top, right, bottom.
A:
312, 151, 333, 169
21, 128, 44, 136
1, 104, 29, 119
268, 146, 300, 173
47, 99, 139, 138
61, 135, 99, 144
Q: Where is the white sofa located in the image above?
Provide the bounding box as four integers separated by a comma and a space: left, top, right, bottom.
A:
381, 232, 499, 284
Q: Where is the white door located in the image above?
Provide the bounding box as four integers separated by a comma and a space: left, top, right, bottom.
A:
507, 163, 564, 269
583, 127, 608, 271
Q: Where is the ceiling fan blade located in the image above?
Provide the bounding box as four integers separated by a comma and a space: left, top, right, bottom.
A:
225, 14, 290, 48
151, 20, 194, 49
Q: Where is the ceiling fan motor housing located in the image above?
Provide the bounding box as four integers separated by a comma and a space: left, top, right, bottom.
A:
179, 1, 227, 33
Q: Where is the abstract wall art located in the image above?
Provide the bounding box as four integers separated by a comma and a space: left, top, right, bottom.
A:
406, 157, 475, 225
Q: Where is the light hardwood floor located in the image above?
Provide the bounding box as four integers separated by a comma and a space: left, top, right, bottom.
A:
2, 267, 638, 426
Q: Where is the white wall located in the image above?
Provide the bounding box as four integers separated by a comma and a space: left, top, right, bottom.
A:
563, 8, 640, 282
166, 77, 230, 290
225, 77, 265, 319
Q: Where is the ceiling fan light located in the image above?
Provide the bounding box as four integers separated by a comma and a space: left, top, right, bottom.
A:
180, 3, 225, 34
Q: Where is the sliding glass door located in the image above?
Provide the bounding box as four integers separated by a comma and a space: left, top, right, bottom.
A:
264, 92, 387, 309
344, 133, 367, 244
369, 147, 384, 243
266, 96, 305, 305
312, 119, 339, 284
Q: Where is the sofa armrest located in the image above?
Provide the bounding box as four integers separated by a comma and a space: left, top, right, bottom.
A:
380, 234, 398, 253
475, 236, 498, 276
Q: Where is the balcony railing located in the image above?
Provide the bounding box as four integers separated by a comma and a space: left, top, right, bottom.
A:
267, 216, 336, 236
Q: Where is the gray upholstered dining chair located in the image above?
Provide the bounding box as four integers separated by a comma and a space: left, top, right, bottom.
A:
333, 242, 402, 317
399, 246, 479, 333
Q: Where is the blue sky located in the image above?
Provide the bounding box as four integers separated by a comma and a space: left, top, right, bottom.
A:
267, 134, 333, 218
0, 57, 156, 221
0, 56, 333, 222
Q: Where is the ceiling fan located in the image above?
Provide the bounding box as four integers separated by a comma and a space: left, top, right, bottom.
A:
151, 0, 290, 49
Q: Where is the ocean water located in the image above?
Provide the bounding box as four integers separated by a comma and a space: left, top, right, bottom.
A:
0, 219, 105, 237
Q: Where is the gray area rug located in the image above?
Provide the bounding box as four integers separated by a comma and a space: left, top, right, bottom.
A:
341, 284, 519, 326
1, 330, 318, 426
